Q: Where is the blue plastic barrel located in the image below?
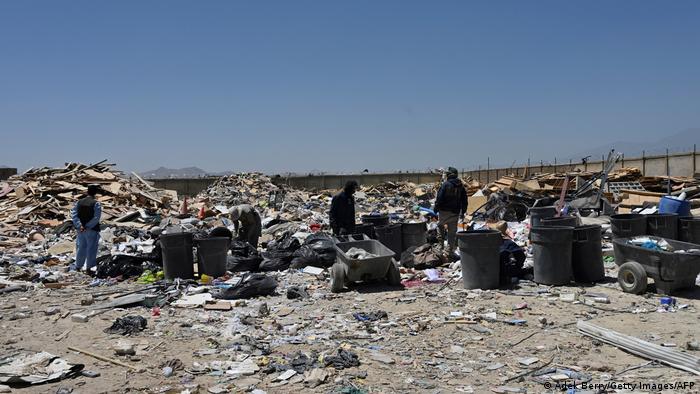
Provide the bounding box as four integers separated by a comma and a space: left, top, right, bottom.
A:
658, 196, 691, 216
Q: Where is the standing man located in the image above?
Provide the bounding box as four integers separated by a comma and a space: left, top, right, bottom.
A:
433, 167, 467, 256
230, 204, 262, 248
71, 184, 102, 274
329, 180, 358, 235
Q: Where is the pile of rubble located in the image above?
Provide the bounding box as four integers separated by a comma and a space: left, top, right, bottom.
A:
352, 181, 439, 218
469, 165, 700, 220
0, 161, 179, 249
194, 176, 444, 226
195, 172, 282, 209
193, 173, 314, 222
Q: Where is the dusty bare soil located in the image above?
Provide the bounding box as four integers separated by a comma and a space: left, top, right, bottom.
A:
1, 267, 699, 394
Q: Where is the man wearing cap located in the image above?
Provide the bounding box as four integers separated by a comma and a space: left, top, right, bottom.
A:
433, 167, 467, 257
70, 184, 102, 275
230, 204, 262, 248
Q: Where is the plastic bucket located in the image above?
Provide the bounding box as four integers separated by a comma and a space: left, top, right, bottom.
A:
529, 206, 557, 228
160, 232, 195, 280
401, 222, 427, 252
646, 213, 678, 240
658, 196, 691, 216
361, 215, 389, 227
457, 230, 501, 289
530, 226, 574, 285
196, 237, 230, 277
374, 224, 402, 259
572, 225, 604, 283
541, 216, 578, 227
679, 217, 700, 244
610, 214, 647, 239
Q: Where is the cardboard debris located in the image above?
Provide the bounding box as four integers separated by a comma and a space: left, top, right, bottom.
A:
0, 351, 83, 385
0, 161, 179, 247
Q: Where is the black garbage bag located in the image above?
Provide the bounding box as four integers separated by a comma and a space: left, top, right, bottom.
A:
259, 258, 292, 272
213, 273, 277, 300
95, 255, 153, 279
258, 258, 290, 272
499, 239, 530, 284
310, 239, 336, 267
266, 233, 301, 253
227, 255, 263, 272
264, 218, 289, 228
259, 248, 295, 272
290, 351, 318, 373
227, 239, 262, 272
323, 349, 360, 370
230, 240, 257, 257
289, 245, 319, 269
289, 235, 337, 269
303, 232, 333, 244
104, 315, 147, 335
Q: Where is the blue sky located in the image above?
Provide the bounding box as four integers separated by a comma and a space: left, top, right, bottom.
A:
1, 1, 698, 173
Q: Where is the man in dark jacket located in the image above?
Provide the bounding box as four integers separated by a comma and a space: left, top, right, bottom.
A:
329, 180, 358, 235
433, 167, 467, 255
70, 184, 102, 274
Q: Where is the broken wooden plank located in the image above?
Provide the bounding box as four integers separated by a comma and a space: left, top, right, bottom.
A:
204, 301, 233, 311
131, 172, 157, 191
67, 346, 137, 370
55, 329, 72, 341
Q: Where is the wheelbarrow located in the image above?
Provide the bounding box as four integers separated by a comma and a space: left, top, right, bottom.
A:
332, 234, 371, 243
330, 239, 401, 293
612, 236, 700, 295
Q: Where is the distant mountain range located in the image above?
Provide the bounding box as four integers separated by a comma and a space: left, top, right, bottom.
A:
567, 128, 700, 162
139, 166, 230, 179
138, 129, 698, 177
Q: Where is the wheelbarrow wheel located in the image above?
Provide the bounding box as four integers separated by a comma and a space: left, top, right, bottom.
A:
330, 263, 345, 293
386, 260, 401, 286
618, 261, 647, 294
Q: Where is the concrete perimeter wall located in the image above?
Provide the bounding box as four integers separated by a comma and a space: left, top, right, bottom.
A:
149, 150, 699, 197
149, 172, 441, 196
150, 178, 219, 197
462, 150, 700, 184
272, 172, 441, 191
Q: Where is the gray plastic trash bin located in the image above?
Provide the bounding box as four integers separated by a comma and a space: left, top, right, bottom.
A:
457, 230, 501, 290
197, 237, 230, 277
531, 226, 573, 285
160, 232, 195, 280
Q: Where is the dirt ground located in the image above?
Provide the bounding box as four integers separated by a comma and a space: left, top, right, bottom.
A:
1, 266, 700, 394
